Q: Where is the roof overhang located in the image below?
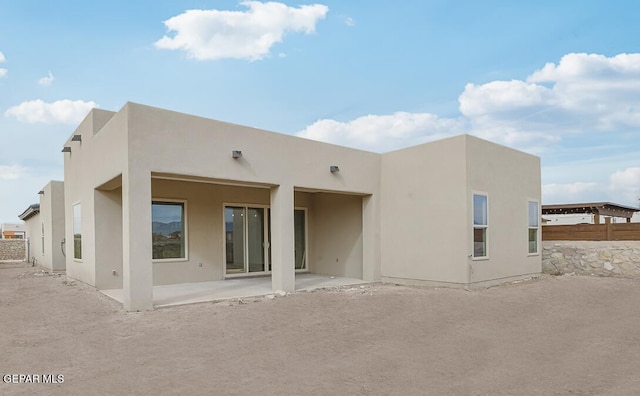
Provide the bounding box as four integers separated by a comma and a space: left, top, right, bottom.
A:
18, 204, 40, 221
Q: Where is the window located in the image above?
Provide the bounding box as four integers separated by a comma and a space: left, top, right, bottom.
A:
473, 194, 488, 258
73, 203, 82, 260
152, 201, 186, 260
41, 222, 45, 254
528, 201, 539, 254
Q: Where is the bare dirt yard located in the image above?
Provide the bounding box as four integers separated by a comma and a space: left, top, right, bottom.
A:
2, 262, 640, 395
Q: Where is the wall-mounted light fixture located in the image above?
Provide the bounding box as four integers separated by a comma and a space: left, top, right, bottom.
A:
38, 191, 44, 195
61, 147, 71, 153
71, 135, 82, 142
330, 165, 340, 173
232, 150, 243, 159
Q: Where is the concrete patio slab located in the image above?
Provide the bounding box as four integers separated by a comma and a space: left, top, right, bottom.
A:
101, 273, 369, 308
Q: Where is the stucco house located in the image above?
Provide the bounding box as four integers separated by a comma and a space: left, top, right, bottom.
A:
56, 102, 540, 311
19, 181, 66, 271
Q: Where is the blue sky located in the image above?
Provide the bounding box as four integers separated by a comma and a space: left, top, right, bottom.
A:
1, 0, 640, 223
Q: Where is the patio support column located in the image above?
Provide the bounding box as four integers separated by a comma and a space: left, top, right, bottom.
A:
122, 170, 153, 311
270, 184, 295, 292
362, 194, 380, 281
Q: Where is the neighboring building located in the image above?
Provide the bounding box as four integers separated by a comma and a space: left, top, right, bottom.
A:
1, 222, 26, 239
542, 202, 640, 225
54, 102, 540, 311
19, 181, 66, 271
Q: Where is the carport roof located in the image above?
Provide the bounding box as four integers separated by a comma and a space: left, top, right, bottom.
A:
542, 202, 640, 219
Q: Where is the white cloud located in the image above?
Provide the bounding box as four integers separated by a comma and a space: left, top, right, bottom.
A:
0, 51, 5, 63
155, 1, 329, 61
345, 17, 355, 27
610, 167, 640, 204
0, 164, 24, 180
542, 182, 602, 204
38, 71, 54, 86
5, 99, 97, 124
299, 52, 640, 154
298, 111, 466, 152
543, 166, 640, 206
459, 53, 640, 146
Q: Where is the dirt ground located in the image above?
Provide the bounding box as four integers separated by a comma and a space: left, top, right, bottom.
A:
2, 262, 640, 395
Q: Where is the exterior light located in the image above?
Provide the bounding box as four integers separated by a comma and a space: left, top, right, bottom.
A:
330, 165, 340, 173
61, 147, 71, 153
232, 150, 243, 159
71, 135, 82, 142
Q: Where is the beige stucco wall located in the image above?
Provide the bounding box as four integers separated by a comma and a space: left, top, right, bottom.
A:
311, 193, 363, 278
380, 135, 541, 286
94, 187, 123, 290
41, 181, 66, 271
465, 135, 541, 283
64, 108, 126, 286
22, 181, 66, 271
380, 135, 469, 284
24, 214, 41, 264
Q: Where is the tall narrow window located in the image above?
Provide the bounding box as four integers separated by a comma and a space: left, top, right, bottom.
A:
528, 201, 539, 254
41, 222, 45, 255
473, 194, 488, 258
152, 201, 186, 260
73, 203, 82, 260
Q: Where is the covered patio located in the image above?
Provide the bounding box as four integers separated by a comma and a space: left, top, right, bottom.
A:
101, 273, 369, 308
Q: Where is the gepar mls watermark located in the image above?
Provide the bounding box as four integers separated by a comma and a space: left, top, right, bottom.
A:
3, 374, 64, 384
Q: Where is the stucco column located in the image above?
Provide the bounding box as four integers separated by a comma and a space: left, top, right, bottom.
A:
270, 184, 295, 292
362, 194, 380, 281
122, 171, 153, 311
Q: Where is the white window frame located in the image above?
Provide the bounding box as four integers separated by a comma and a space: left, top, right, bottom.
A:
528, 200, 540, 255
472, 192, 489, 260
72, 202, 82, 261
152, 199, 188, 262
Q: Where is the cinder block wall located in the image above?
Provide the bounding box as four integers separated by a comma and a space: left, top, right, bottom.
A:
0, 240, 27, 261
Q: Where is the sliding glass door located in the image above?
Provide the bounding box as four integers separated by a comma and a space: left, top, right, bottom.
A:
225, 205, 307, 275
225, 206, 266, 275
